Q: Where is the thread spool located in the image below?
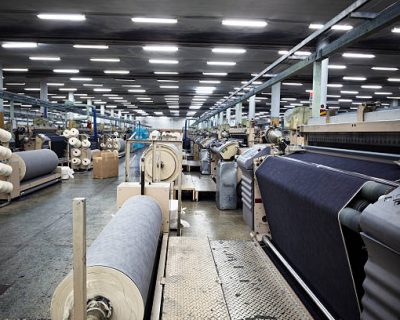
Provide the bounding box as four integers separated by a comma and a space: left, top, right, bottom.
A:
71, 158, 81, 166
81, 140, 91, 148
100, 143, 106, 149
0, 181, 13, 193
107, 138, 113, 143
62, 129, 71, 138
0, 163, 12, 176
69, 128, 79, 137
107, 144, 113, 149
81, 158, 91, 166
0, 146, 12, 160
68, 137, 82, 148
113, 132, 119, 137
113, 143, 119, 149
113, 150, 119, 156
72, 148, 81, 157
0, 128, 12, 143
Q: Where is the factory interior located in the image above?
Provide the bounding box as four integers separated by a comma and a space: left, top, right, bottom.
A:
0, 0, 399, 319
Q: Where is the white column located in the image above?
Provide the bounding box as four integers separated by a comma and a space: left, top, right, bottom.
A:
110, 109, 114, 117
219, 112, 224, 125
271, 82, 281, 125
100, 105, 105, 115
312, 58, 329, 118
118, 110, 122, 118
235, 102, 242, 125
226, 107, 231, 126
248, 95, 256, 120
68, 91, 75, 103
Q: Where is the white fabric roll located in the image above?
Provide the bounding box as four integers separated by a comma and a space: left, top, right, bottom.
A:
68, 137, 82, 148
81, 158, 91, 166
107, 143, 113, 149
0, 146, 12, 160
71, 158, 81, 165
0, 128, 12, 143
62, 129, 71, 138
0, 181, 13, 193
113, 150, 119, 156
0, 163, 12, 176
69, 128, 79, 137
113, 131, 119, 137
113, 143, 119, 149
100, 143, 106, 149
72, 148, 81, 157
81, 139, 91, 148
107, 138, 113, 143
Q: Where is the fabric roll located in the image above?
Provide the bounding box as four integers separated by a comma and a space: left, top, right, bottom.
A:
256, 156, 374, 320
72, 148, 81, 157
51, 196, 162, 320
69, 128, 79, 137
0, 181, 13, 193
0, 163, 12, 176
0, 128, 12, 143
14, 149, 59, 181
68, 137, 82, 148
81, 158, 91, 166
0, 146, 12, 160
81, 139, 91, 148
71, 158, 81, 166
62, 129, 71, 138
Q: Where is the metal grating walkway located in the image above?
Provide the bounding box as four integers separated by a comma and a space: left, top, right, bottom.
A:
162, 237, 312, 320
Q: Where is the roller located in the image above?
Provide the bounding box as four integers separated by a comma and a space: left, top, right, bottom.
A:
71, 158, 81, 166
142, 143, 180, 182
70, 128, 79, 137
0, 146, 12, 160
51, 196, 162, 320
359, 181, 393, 202
0, 163, 12, 176
72, 148, 81, 157
82, 139, 91, 148
81, 158, 91, 166
0, 180, 13, 193
62, 129, 71, 138
13, 149, 59, 181
0, 128, 12, 143
69, 137, 82, 148
339, 208, 361, 232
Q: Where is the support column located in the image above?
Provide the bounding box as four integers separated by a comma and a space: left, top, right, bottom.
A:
110, 109, 114, 117
226, 107, 231, 126
68, 91, 75, 103
40, 81, 48, 118
100, 105, 105, 116
312, 58, 329, 118
271, 82, 281, 126
10, 100, 16, 129
235, 102, 242, 126
0, 67, 4, 128
248, 95, 256, 120
219, 112, 224, 125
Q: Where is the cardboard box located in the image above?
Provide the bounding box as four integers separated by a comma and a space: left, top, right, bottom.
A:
93, 151, 119, 179
117, 182, 170, 232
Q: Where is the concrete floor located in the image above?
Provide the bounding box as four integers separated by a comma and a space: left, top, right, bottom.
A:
0, 162, 249, 319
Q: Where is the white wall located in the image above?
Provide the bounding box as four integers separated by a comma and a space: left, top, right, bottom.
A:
136, 116, 186, 129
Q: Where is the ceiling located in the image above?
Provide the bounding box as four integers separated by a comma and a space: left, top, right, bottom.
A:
0, 0, 399, 120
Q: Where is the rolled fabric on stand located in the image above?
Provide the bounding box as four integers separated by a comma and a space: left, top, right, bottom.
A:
71, 158, 81, 166
0, 146, 12, 160
0, 128, 12, 143
69, 128, 79, 138
0, 163, 13, 176
68, 137, 82, 148
72, 148, 81, 157
62, 129, 71, 138
51, 196, 162, 320
81, 139, 91, 148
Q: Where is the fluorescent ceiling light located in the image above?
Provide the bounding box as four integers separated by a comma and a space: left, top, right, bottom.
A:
387, 96, 400, 99
338, 99, 352, 102
207, 61, 236, 66
309, 23, 323, 29
160, 85, 179, 89
122, 85, 142, 87
328, 65, 346, 69
24, 88, 40, 91
59, 88, 77, 91
132, 17, 177, 24
282, 82, 303, 86
168, 105, 179, 109
49, 95, 66, 98
93, 88, 112, 92
103, 94, 118, 97
189, 106, 202, 109
2, 68, 28, 72
6, 83, 25, 86
342, 52, 375, 59
327, 84, 343, 88
327, 95, 341, 98
356, 95, 372, 99
391, 27, 400, 33
104, 70, 130, 74
136, 97, 151, 100
371, 66, 398, 71
212, 48, 246, 54
128, 89, 146, 93
222, 19, 267, 28
282, 98, 296, 101
143, 45, 178, 52
278, 50, 311, 56
106, 105, 117, 108
331, 24, 353, 31
361, 85, 382, 89
154, 71, 178, 75
47, 83, 64, 86
53, 69, 79, 73
70, 77, 92, 81
165, 95, 179, 97
387, 78, 400, 82
83, 83, 103, 87
343, 76, 366, 81
196, 86, 216, 92
73, 44, 109, 49
2, 42, 38, 48
241, 81, 262, 85
374, 92, 392, 95
341, 90, 358, 94
202, 72, 227, 76
154, 112, 163, 115
149, 59, 178, 64
37, 13, 86, 21
29, 56, 60, 61
200, 80, 220, 84
90, 58, 120, 62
